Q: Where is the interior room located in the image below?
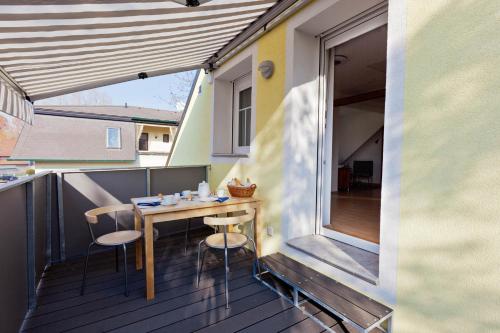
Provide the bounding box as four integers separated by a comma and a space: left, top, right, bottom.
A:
326, 25, 387, 245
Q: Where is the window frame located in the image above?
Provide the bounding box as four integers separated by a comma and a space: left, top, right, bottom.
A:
106, 127, 121, 149
211, 46, 256, 161
232, 74, 252, 155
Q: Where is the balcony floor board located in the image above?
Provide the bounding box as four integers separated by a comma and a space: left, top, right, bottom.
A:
23, 228, 327, 333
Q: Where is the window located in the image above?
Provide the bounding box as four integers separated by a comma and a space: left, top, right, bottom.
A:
233, 74, 252, 154
139, 132, 149, 151
212, 50, 254, 157
106, 127, 121, 149
163, 134, 170, 143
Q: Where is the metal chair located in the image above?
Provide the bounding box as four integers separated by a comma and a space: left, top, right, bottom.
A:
80, 204, 142, 297
196, 209, 261, 309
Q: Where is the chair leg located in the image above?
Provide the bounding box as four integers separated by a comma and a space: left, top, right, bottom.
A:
184, 218, 191, 255
248, 238, 261, 277
80, 242, 94, 296
196, 239, 206, 287
115, 246, 119, 272
224, 246, 230, 309
122, 244, 128, 297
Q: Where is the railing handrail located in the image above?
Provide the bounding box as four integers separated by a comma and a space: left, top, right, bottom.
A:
52, 164, 210, 174
0, 170, 52, 193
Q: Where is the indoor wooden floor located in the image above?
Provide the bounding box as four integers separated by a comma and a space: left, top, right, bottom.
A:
326, 187, 381, 244
22, 228, 344, 333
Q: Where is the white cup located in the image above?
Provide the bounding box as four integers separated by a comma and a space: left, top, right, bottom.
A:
181, 190, 191, 197
174, 193, 181, 202
216, 189, 226, 198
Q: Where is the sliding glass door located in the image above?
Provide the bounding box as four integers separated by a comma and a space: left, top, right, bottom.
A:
318, 9, 388, 254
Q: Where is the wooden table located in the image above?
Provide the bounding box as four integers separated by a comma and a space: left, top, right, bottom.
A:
131, 196, 262, 300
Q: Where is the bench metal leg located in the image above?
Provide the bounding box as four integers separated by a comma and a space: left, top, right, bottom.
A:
248, 237, 261, 278
385, 315, 393, 333
292, 288, 299, 306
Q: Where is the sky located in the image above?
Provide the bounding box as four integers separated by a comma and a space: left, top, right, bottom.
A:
35, 70, 197, 112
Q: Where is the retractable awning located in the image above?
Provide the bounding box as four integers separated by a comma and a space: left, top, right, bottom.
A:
0, 0, 282, 103
0, 76, 33, 124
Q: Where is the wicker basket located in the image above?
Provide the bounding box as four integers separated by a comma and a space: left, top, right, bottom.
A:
227, 184, 257, 198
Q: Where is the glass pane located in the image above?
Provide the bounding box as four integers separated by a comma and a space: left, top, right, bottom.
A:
245, 109, 251, 146
238, 110, 245, 146
107, 128, 121, 149
239, 87, 252, 109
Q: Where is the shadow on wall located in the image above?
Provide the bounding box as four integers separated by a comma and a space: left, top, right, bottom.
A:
282, 79, 320, 241
396, 1, 500, 332
210, 96, 285, 256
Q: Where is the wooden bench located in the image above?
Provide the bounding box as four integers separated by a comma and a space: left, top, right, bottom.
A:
257, 253, 393, 333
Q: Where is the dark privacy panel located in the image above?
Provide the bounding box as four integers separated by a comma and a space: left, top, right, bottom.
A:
150, 166, 207, 195
34, 176, 48, 284
60, 167, 207, 258
0, 185, 29, 333
62, 169, 147, 259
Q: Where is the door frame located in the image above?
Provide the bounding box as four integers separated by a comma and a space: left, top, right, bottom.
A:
316, 4, 388, 254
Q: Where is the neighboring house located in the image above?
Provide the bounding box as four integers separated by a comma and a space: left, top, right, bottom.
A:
10, 105, 179, 170
0, 113, 31, 173
168, 1, 500, 332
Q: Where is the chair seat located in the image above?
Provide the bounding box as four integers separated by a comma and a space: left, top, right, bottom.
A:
96, 230, 142, 246
206, 232, 247, 249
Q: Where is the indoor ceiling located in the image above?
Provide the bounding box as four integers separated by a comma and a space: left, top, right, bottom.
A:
333, 25, 387, 99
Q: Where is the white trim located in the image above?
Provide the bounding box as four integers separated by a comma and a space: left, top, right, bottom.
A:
318, 11, 388, 254
281, 0, 406, 305
232, 74, 252, 155
211, 44, 257, 165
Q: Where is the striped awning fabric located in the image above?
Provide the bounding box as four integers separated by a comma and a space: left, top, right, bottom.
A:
0, 77, 33, 124
0, 0, 278, 102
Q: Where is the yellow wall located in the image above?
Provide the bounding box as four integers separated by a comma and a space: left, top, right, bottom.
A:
209, 24, 287, 255
169, 24, 287, 255
396, 0, 500, 332
169, 72, 211, 167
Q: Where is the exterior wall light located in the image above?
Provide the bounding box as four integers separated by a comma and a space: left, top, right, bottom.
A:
258, 60, 274, 79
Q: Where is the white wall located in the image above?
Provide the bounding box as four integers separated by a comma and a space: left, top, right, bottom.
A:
344, 128, 383, 184
141, 125, 174, 153
280, 0, 404, 306
331, 101, 385, 187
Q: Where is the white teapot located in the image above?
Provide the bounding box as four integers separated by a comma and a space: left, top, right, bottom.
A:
197, 181, 210, 199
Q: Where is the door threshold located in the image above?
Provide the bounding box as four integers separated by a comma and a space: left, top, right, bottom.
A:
286, 235, 379, 285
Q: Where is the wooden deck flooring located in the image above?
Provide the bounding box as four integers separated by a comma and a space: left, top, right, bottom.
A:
22, 228, 339, 333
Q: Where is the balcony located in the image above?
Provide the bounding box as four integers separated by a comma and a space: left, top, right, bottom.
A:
2, 167, 348, 333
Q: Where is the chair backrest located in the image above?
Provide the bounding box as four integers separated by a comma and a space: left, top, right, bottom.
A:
84, 203, 134, 224
203, 209, 255, 227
